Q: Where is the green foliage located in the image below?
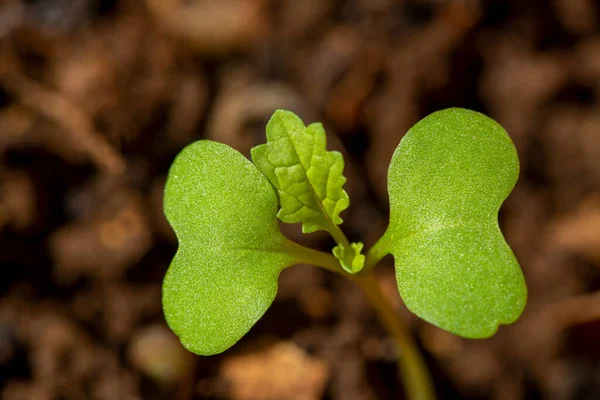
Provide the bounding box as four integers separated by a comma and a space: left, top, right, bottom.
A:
162, 140, 299, 355
333, 242, 365, 273
377, 108, 527, 338
251, 110, 350, 234
162, 108, 527, 358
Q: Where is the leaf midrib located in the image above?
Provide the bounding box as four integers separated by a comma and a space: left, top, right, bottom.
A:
390, 220, 498, 247
182, 243, 295, 258
278, 120, 338, 235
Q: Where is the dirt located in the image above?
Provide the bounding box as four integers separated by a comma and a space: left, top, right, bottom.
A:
1, 0, 600, 399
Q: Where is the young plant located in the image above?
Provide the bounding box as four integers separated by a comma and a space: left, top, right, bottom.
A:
162, 108, 527, 399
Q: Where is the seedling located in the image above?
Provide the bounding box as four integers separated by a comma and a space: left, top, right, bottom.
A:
162, 108, 527, 399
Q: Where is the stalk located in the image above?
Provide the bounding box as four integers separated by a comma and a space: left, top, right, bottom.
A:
354, 271, 435, 400
284, 239, 436, 399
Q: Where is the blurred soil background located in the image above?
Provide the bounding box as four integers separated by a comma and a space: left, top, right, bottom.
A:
1, 0, 600, 399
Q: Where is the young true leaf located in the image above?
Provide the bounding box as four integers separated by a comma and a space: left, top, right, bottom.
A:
374, 108, 527, 338
251, 110, 350, 235
163, 140, 300, 355
333, 242, 365, 273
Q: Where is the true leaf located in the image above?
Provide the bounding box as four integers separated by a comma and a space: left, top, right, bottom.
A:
377, 108, 527, 338
251, 110, 350, 234
333, 242, 365, 273
163, 140, 299, 355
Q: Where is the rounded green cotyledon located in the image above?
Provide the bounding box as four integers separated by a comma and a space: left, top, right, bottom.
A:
162, 140, 299, 355
373, 108, 527, 338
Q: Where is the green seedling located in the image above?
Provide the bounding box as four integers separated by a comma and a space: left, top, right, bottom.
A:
162, 108, 527, 399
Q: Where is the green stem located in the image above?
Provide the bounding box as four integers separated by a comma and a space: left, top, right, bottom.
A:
355, 272, 435, 400
364, 232, 390, 271
328, 223, 351, 249
283, 239, 436, 400
283, 239, 346, 276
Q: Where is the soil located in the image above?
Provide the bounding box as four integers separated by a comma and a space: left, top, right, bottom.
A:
1, 0, 600, 399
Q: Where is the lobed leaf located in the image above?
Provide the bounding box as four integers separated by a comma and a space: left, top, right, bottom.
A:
333, 242, 365, 274
163, 140, 298, 355
251, 110, 350, 234
378, 108, 527, 338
